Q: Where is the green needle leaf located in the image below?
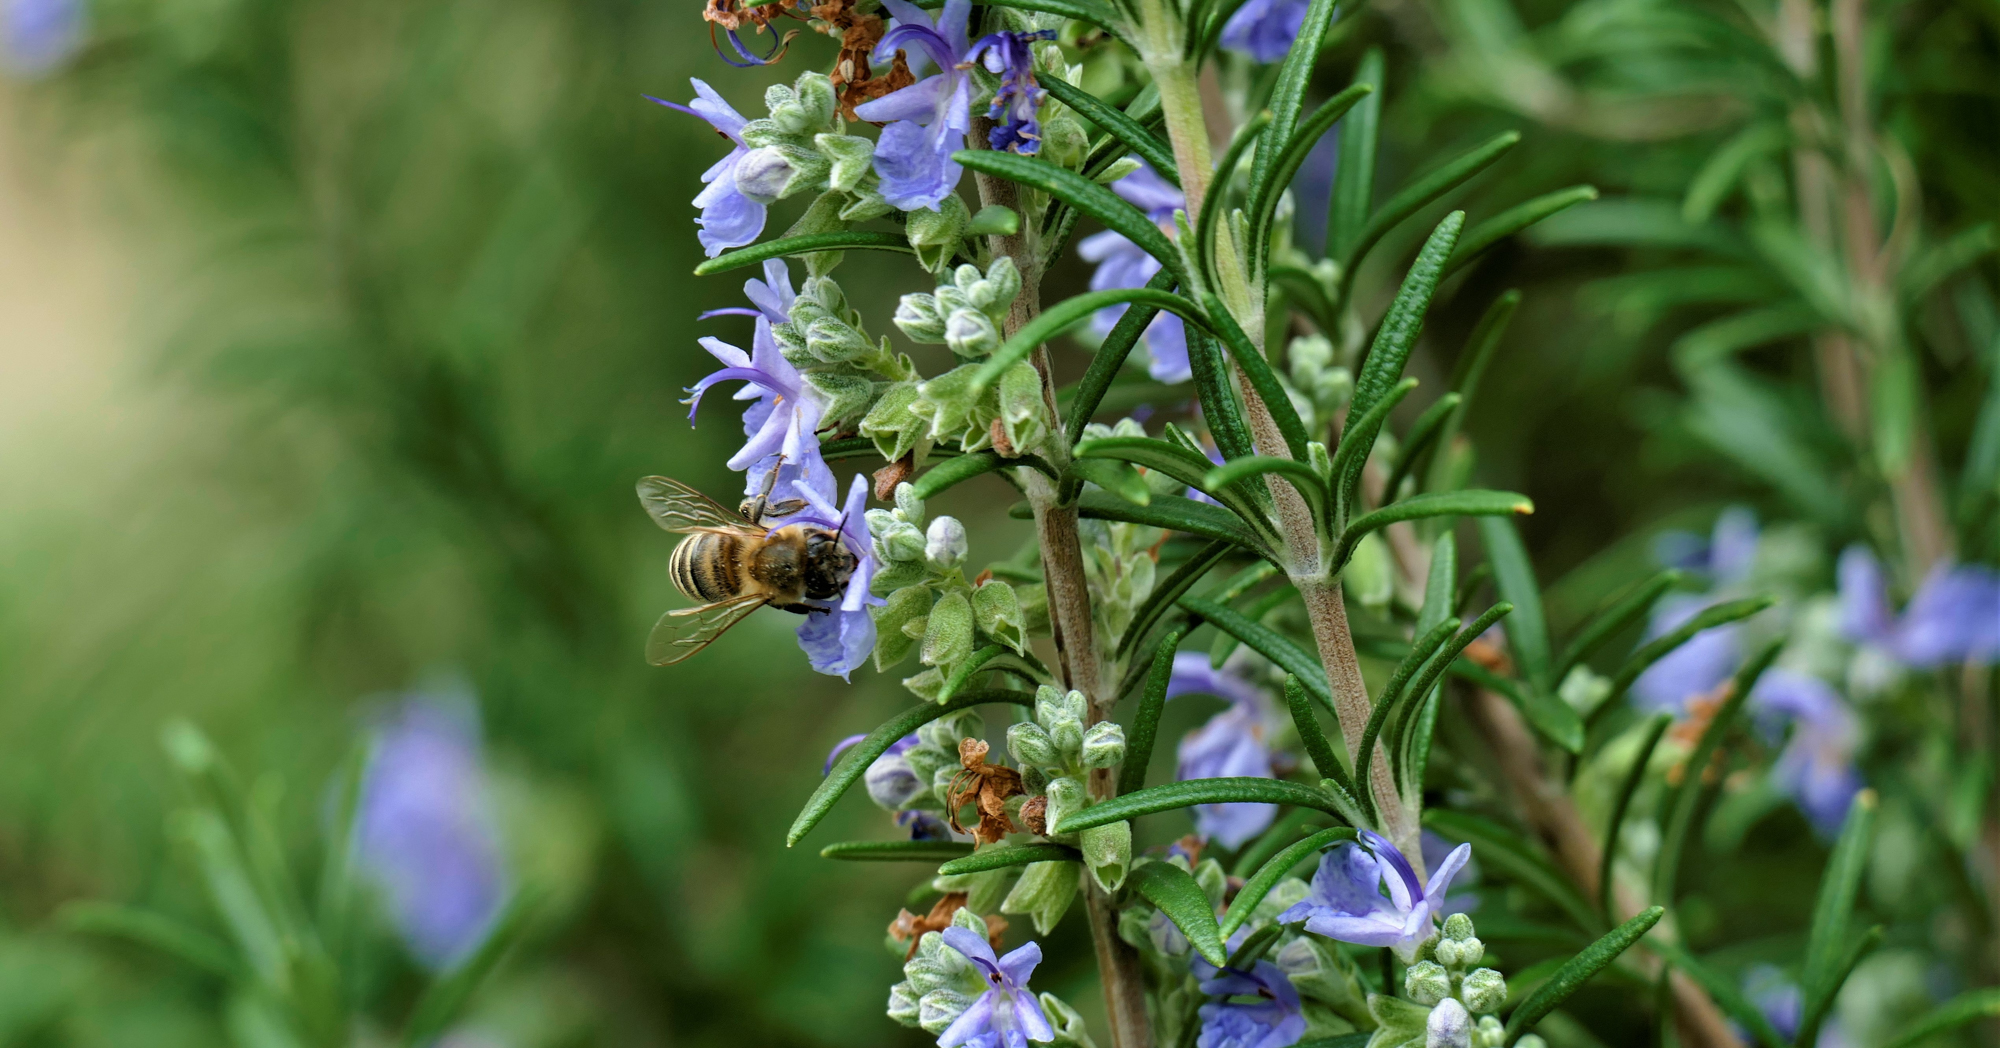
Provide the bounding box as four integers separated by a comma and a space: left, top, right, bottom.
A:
1555, 570, 1683, 682
1478, 515, 1553, 692
1503, 905, 1664, 1043
1442, 185, 1598, 279
1119, 628, 1187, 796
1799, 789, 1880, 1037
1066, 268, 1180, 443
1877, 988, 2000, 1048
935, 843, 1078, 875
971, 287, 1206, 392
1178, 595, 1331, 708
1343, 133, 1515, 274
1653, 640, 1779, 907
693, 232, 914, 275
1127, 860, 1228, 966
788, 690, 1035, 846
1116, 543, 1233, 662
1070, 490, 1270, 552
1040, 76, 1178, 186
1286, 675, 1352, 794
957, 151, 1184, 282
1336, 491, 1532, 572
820, 840, 977, 862
1053, 778, 1353, 833
1599, 713, 1672, 920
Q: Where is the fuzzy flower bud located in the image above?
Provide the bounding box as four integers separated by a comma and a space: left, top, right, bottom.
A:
1081, 820, 1130, 891
877, 521, 927, 563
1007, 722, 1060, 769
1079, 721, 1126, 769
1461, 968, 1506, 1015
734, 146, 803, 204
1443, 913, 1477, 941
894, 482, 925, 524
894, 293, 949, 343
944, 309, 1003, 358
1043, 776, 1085, 835
1427, 998, 1473, 1048
925, 516, 968, 568
1405, 961, 1452, 1006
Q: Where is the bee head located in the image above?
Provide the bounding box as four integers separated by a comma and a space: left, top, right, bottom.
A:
799, 527, 857, 601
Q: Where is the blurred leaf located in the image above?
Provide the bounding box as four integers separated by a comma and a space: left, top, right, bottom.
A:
1901, 223, 1997, 303
1424, 810, 1601, 933
59, 901, 239, 980
1648, 939, 1787, 1048
1556, 570, 1681, 682
1328, 48, 1386, 260
1669, 302, 1821, 372
1653, 640, 1777, 906
1444, 185, 1599, 279
1798, 790, 1879, 1038
1593, 595, 1776, 729
400, 888, 542, 1048
1598, 713, 1672, 918
1381, 392, 1461, 502
1344, 137, 1513, 274
1127, 860, 1227, 966
1681, 363, 1846, 524
1478, 516, 1553, 692
820, 841, 976, 861
1530, 198, 1747, 255
1877, 988, 2000, 1048
1681, 123, 1788, 223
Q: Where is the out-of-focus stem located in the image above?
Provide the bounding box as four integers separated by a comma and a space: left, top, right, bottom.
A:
1461, 688, 1745, 1048
973, 113, 1150, 1048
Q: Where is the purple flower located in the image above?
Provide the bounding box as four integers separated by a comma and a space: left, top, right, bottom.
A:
1632, 593, 1743, 713
898, 809, 958, 840
1079, 163, 1189, 382
685, 302, 835, 503
938, 927, 1056, 1048
790, 474, 882, 679
1278, 830, 1471, 961
1740, 966, 1850, 1048
966, 30, 1055, 154
354, 689, 509, 971
1750, 669, 1862, 835
648, 81, 767, 258
1219, 0, 1313, 63
1838, 546, 2000, 668
824, 732, 869, 774
2, 0, 82, 77
1188, 958, 1306, 1048
1167, 654, 1279, 849
863, 734, 929, 809
854, 0, 974, 211
1422, 831, 1480, 915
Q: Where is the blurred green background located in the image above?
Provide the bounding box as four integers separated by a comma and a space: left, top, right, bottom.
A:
0, 0, 1992, 1044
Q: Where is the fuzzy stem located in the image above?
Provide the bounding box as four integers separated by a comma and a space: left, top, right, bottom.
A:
973, 113, 1151, 1048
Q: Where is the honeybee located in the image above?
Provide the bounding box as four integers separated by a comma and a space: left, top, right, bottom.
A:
637, 473, 857, 666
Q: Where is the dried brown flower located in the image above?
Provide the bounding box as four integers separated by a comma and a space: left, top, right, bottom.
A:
1665, 680, 1733, 786
887, 892, 1008, 960
1463, 637, 1515, 676
1019, 795, 1049, 836
810, 0, 916, 119
873, 455, 915, 500
947, 738, 1026, 846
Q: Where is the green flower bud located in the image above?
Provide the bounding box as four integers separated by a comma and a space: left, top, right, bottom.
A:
1513, 1034, 1546, 1048
802, 369, 874, 428
918, 988, 975, 1035
1474, 1016, 1506, 1048
872, 559, 929, 596
907, 195, 970, 273
1434, 938, 1466, 968
967, 256, 1022, 316
902, 666, 946, 702
1427, 997, 1472, 1048
878, 520, 927, 563
861, 382, 926, 462
922, 591, 975, 670
966, 204, 1021, 237
895, 293, 949, 343
872, 585, 934, 670
805, 316, 874, 362
895, 482, 926, 524
945, 309, 1003, 358
1080, 820, 1130, 891
1007, 722, 1061, 769
1044, 776, 1085, 835
1346, 531, 1393, 610
1460, 968, 1506, 1015
1405, 961, 1452, 1006
734, 144, 825, 203
996, 360, 1048, 455
1038, 108, 1087, 169
971, 580, 1025, 654
1079, 721, 1126, 769
736, 116, 787, 149
1442, 913, 1477, 941
1000, 860, 1079, 934
1036, 686, 1087, 727
887, 981, 923, 1026
1047, 712, 1084, 761
838, 185, 895, 223
1558, 665, 1612, 713
1092, 156, 1140, 184
1037, 992, 1095, 1048
815, 133, 874, 192
934, 284, 972, 318
782, 72, 837, 131
1193, 857, 1227, 907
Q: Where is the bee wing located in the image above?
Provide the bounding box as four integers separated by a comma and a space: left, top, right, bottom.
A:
645, 593, 768, 666
637, 476, 746, 533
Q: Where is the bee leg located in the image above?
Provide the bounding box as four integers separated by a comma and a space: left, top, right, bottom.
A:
761, 498, 808, 518
772, 602, 815, 615
739, 459, 787, 522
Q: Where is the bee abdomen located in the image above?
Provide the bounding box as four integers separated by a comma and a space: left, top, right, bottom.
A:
670, 532, 742, 602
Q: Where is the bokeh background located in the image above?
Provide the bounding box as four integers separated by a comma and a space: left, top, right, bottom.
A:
0, 0, 1992, 1044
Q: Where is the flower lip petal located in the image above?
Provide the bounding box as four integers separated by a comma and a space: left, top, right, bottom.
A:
937, 991, 998, 1048
1360, 829, 1425, 906
941, 925, 1002, 972
996, 940, 1042, 985
822, 733, 867, 775
1423, 842, 1473, 909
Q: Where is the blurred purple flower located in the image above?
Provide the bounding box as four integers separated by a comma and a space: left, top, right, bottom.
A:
1279, 830, 1470, 961
1634, 508, 1763, 712
1079, 163, 1190, 382
824, 732, 869, 775
1421, 830, 1480, 915
1166, 654, 1279, 849
854, 0, 974, 211
355, 689, 508, 971
938, 927, 1056, 1048
1838, 546, 2000, 668
1750, 669, 1861, 836
967, 30, 1055, 153
1190, 957, 1306, 1048
791, 474, 881, 679
2, 0, 81, 77
1741, 965, 1850, 1047
863, 734, 929, 809
647, 81, 767, 258
1219, 0, 1313, 63
685, 304, 834, 503
898, 809, 958, 841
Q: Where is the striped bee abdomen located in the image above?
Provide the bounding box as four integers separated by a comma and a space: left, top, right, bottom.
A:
669, 532, 743, 602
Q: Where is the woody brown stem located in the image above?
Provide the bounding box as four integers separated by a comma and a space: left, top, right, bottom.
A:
973, 112, 1152, 1048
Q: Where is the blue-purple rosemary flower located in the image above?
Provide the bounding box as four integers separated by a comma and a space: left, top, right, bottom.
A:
648, 81, 767, 258
790, 473, 882, 679
1189, 956, 1307, 1048
1634, 507, 1761, 711
938, 927, 1056, 1048
2, 0, 82, 76
854, 0, 974, 211
354, 688, 509, 971
1279, 830, 1471, 961
1219, 0, 1313, 63
1838, 545, 2000, 668
1749, 668, 1862, 835
685, 295, 834, 504
1079, 163, 1190, 382
1165, 653, 1280, 849
965, 29, 1055, 154
1740, 965, 1850, 1047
